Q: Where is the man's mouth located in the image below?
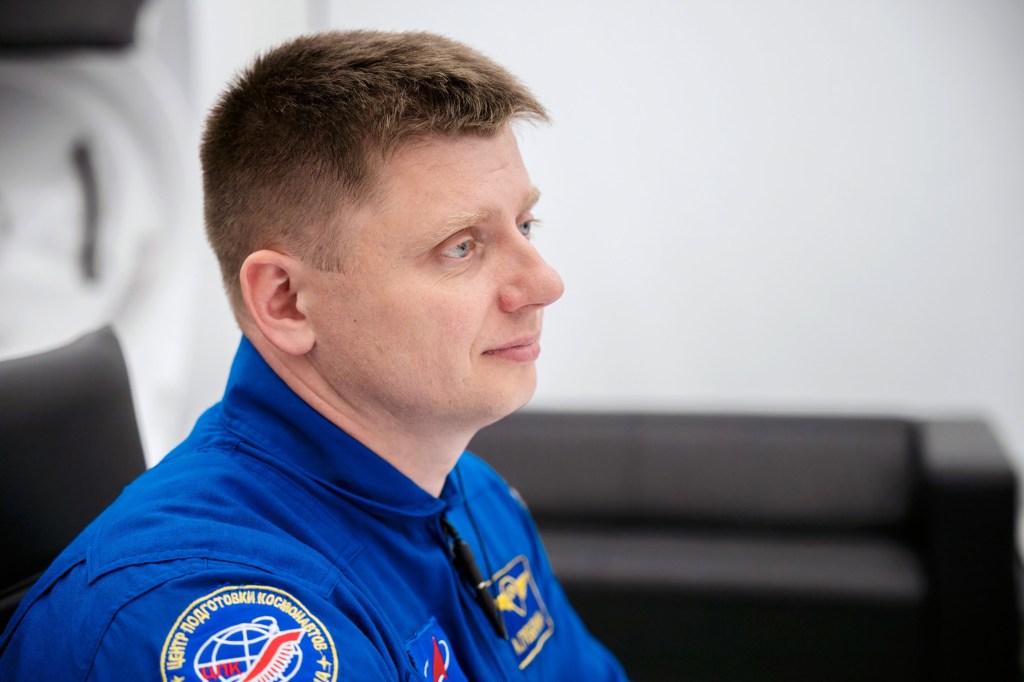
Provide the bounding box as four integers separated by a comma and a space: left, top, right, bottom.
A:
483, 335, 541, 362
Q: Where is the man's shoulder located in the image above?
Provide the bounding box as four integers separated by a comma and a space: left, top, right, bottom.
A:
2, 424, 397, 678
85, 441, 350, 590
5, 429, 353, 636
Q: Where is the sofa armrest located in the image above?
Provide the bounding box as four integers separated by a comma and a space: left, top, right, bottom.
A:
917, 420, 1019, 680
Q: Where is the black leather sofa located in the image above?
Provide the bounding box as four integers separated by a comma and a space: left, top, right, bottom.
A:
469, 411, 1020, 682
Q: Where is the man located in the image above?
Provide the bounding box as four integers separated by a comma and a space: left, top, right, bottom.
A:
0, 30, 628, 680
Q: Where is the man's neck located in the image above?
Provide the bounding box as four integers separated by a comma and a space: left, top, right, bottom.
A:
250, 335, 471, 497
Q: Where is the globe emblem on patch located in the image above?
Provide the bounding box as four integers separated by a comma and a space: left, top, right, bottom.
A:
194, 616, 304, 682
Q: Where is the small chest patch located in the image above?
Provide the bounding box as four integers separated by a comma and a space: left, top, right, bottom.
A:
160, 585, 338, 682
406, 617, 468, 682
491, 555, 555, 669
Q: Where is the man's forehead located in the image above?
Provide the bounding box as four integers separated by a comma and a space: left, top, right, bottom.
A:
352, 129, 537, 227
384, 127, 524, 182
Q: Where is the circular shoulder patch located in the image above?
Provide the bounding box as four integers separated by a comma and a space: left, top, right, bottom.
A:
160, 585, 338, 682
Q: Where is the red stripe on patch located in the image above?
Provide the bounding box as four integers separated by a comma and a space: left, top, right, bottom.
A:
241, 629, 303, 681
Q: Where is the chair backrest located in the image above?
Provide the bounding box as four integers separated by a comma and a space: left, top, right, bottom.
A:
469, 411, 917, 532
0, 326, 146, 629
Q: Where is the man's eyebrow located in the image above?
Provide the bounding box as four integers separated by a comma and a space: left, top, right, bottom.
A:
524, 187, 541, 212
439, 188, 540, 233
442, 209, 491, 234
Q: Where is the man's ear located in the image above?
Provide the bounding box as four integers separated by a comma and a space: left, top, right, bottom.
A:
239, 250, 316, 356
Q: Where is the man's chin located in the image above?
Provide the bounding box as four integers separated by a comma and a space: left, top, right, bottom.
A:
478, 382, 537, 429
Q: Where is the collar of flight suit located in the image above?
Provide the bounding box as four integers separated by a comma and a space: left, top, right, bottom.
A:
219, 336, 466, 521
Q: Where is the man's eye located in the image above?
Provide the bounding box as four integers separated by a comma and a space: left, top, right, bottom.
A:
442, 239, 475, 259
518, 220, 536, 238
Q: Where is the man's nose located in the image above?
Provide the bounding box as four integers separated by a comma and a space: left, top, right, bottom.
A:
497, 241, 565, 313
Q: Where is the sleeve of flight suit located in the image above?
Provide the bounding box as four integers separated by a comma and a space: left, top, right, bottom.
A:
1, 556, 411, 682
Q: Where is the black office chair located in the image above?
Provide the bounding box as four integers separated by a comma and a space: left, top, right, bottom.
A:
0, 326, 146, 631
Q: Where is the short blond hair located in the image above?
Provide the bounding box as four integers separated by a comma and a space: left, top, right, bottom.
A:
201, 30, 548, 310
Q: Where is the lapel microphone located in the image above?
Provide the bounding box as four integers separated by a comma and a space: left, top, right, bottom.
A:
440, 515, 508, 639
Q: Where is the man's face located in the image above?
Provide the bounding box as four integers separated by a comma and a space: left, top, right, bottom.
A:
304, 126, 564, 434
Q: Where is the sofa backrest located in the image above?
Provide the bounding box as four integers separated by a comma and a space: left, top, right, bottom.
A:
469, 411, 918, 532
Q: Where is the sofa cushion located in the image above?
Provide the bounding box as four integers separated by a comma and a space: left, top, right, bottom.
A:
545, 530, 927, 682
541, 528, 926, 601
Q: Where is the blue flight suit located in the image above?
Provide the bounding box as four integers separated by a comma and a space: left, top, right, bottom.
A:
0, 338, 628, 681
